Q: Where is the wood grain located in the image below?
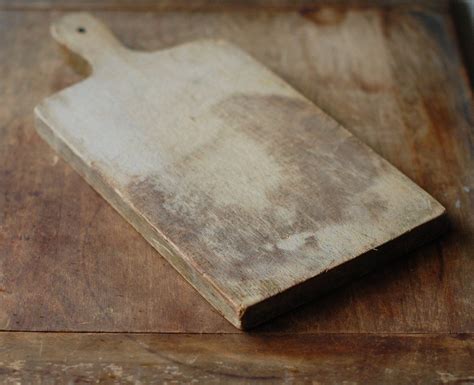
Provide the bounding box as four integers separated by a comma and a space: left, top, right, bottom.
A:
35, 13, 445, 329
0, 8, 472, 333
0, 332, 472, 384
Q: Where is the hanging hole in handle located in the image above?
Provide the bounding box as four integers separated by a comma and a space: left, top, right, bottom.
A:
77, 26, 86, 33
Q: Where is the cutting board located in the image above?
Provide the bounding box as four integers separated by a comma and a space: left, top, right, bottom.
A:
35, 13, 446, 330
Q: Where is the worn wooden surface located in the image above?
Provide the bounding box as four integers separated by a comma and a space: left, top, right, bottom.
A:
1, 7, 473, 335
1, 8, 473, 334
35, 12, 445, 330
0, 4, 473, 382
0, 332, 473, 384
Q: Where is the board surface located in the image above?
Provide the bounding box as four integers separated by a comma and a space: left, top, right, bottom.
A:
34, 13, 446, 329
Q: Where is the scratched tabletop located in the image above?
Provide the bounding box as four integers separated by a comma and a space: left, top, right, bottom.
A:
0, 1, 473, 383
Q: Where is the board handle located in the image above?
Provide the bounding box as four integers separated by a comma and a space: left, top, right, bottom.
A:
51, 13, 124, 72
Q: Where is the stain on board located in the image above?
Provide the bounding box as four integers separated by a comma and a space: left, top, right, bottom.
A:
125, 93, 403, 302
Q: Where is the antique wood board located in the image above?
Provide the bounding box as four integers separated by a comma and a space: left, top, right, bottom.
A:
35, 12, 445, 329
0, 2, 473, 383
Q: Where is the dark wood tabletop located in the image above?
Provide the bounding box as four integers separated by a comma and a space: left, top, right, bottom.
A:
0, 1, 472, 383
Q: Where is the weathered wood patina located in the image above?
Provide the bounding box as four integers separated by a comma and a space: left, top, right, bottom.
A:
34, 13, 445, 329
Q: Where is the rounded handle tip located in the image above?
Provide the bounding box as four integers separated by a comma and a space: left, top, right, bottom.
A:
51, 13, 122, 69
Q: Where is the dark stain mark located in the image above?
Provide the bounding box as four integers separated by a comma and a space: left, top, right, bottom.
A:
364, 194, 389, 219
305, 235, 318, 246
301, 7, 348, 26
126, 94, 400, 298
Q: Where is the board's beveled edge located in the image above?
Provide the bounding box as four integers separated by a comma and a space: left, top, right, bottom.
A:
239, 208, 448, 330
34, 105, 247, 330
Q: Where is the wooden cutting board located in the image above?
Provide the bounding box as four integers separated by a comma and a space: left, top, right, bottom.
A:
35, 13, 446, 330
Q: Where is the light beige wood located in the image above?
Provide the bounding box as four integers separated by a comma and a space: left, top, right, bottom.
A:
34, 12, 446, 329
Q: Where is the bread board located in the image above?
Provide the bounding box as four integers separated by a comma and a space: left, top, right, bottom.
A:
35, 13, 446, 329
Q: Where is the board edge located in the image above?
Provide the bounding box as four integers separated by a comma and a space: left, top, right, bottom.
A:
34, 105, 247, 330
239, 208, 448, 330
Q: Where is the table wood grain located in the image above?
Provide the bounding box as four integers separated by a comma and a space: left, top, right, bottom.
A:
0, 332, 473, 384
0, 2, 472, 383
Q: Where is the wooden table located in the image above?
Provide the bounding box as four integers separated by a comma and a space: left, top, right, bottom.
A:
0, 1, 472, 383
